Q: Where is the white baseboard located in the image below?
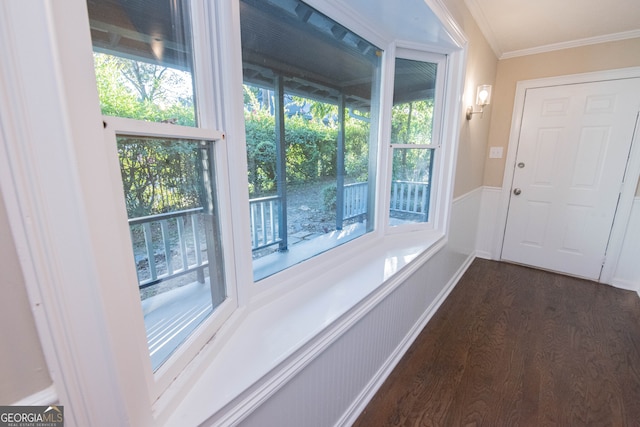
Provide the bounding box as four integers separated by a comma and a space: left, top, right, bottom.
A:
12, 384, 57, 406
337, 252, 476, 427
475, 250, 492, 260
609, 278, 640, 293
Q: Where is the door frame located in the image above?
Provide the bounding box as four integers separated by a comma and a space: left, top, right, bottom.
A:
493, 67, 640, 283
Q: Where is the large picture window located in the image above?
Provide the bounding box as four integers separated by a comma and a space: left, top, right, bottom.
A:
239, 0, 382, 280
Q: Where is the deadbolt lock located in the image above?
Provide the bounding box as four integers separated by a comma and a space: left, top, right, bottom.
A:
517, 162, 525, 168
513, 188, 522, 195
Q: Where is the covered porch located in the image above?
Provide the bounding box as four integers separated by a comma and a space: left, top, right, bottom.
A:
135, 182, 427, 370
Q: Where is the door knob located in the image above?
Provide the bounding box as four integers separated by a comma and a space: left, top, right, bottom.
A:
513, 188, 522, 195
517, 162, 525, 168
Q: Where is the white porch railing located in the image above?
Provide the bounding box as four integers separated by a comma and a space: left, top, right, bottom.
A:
343, 182, 368, 220
341, 180, 431, 221
129, 207, 208, 288
130, 181, 431, 285
390, 180, 430, 220
249, 195, 283, 251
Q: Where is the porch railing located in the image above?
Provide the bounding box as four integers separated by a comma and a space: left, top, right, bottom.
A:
129, 181, 432, 279
246, 180, 430, 251
249, 195, 283, 251
129, 207, 208, 289
341, 180, 431, 221
343, 182, 368, 221
390, 180, 430, 221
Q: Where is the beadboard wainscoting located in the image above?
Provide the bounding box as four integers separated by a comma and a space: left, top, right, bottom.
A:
219, 188, 481, 427
475, 186, 502, 259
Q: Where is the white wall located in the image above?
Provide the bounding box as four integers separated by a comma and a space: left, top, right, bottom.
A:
0, 189, 52, 404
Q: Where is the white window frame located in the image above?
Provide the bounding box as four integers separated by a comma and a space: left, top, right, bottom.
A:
241, 46, 454, 302
383, 48, 448, 234
101, 116, 238, 398
90, 0, 245, 401
237, 1, 387, 287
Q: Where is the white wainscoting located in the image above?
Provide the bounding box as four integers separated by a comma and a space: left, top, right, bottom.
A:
226, 188, 481, 427
475, 186, 502, 260
611, 197, 640, 293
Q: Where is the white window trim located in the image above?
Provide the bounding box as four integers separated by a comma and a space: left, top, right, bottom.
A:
0, 0, 468, 425
383, 48, 448, 234
0, 1, 154, 424
101, 116, 239, 400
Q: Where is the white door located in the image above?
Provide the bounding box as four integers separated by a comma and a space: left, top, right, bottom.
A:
502, 78, 640, 280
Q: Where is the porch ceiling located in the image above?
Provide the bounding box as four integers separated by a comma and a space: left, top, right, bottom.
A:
87, 0, 440, 110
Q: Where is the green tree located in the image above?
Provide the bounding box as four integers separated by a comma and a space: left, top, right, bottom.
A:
93, 53, 199, 217
243, 84, 377, 196
94, 53, 195, 126
390, 99, 434, 181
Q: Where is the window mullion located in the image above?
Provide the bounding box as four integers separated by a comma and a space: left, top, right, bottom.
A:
390, 143, 441, 149
273, 75, 288, 251
103, 116, 223, 141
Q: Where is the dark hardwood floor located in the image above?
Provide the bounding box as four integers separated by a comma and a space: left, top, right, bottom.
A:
353, 259, 640, 426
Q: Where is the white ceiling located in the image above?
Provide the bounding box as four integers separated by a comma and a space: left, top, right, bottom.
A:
465, 0, 640, 59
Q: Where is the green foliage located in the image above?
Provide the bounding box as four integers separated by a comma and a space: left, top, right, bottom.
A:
96, 48, 437, 216
285, 115, 336, 183
243, 85, 373, 197
390, 99, 435, 183
93, 53, 195, 126
93, 53, 198, 217
322, 184, 337, 212
344, 117, 370, 182
118, 138, 205, 218
391, 99, 434, 145
244, 109, 277, 195
392, 148, 433, 182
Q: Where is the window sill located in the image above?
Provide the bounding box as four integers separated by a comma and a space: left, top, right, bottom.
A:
160, 228, 446, 426
253, 221, 367, 281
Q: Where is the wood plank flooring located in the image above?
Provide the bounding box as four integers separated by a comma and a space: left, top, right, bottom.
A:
353, 259, 640, 426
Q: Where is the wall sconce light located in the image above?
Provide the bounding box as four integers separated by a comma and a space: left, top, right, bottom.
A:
466, 84, 492, 120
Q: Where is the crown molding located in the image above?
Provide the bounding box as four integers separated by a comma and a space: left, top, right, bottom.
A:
426, 0, 469, 48
500, 29, 640, 59
464, 0, 503, 57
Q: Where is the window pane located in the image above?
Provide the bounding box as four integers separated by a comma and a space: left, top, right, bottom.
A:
389, 57, 438, 226
117, 136, 225, 370
391, 59, 437, 145
240, 0, 381, 280
390, 148, 434, 224
87, 0, 197, 125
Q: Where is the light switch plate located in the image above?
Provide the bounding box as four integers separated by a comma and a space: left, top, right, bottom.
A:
489, 146, 503, 159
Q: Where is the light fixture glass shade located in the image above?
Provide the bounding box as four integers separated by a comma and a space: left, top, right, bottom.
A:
476, 84, 492, 106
